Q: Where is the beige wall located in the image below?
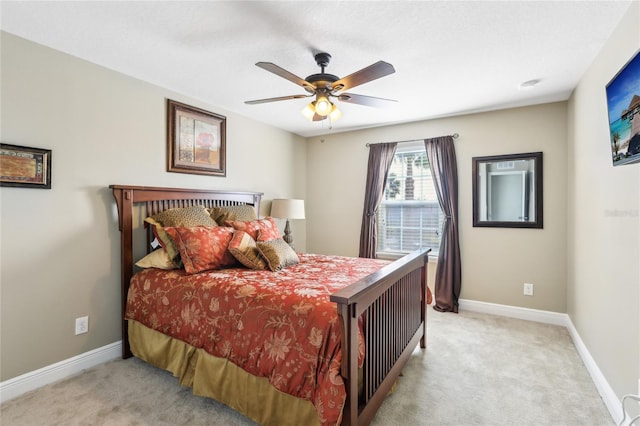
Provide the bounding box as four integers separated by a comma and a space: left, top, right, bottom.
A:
567, 2, 639, 404
307, 102, 568, 313
0, 32, 306, 381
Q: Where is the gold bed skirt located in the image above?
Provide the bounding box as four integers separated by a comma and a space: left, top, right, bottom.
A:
128, 320, 321, 426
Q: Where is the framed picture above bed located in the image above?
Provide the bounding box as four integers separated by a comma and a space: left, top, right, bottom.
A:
167, 99, 226, 177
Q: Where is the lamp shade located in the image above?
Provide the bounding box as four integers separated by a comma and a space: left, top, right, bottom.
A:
314, 96, 332, 116
270, 199, 305, 220
302, 102, 316, 120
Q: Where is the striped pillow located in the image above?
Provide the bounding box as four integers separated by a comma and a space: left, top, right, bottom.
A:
228, 231, 267, 270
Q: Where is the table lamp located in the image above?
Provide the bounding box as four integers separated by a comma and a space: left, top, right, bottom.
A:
270, 199, 305, 249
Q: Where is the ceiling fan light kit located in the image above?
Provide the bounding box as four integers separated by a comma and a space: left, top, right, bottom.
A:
246, 52, 396, 125
301, 101, 341, 122
314, 94, 332, 116
328, 105, 342, 121
301, 102, 316, 120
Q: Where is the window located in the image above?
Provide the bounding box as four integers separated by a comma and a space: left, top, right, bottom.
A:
377, 143, 444, 257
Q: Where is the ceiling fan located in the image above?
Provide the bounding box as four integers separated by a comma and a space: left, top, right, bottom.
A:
245, 52, 396, 122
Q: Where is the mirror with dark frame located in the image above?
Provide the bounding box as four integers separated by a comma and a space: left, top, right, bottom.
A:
472, 152, 543, 228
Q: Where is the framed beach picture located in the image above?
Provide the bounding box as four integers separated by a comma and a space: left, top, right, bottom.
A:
606, 49, 640, 166
0, 144, 52, 189
167, 99, 226, 176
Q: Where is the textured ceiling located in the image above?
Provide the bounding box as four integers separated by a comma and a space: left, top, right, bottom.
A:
0, 1, 633, 137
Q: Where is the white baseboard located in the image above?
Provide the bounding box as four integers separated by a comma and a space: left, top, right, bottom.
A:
458, 299, 624, 425
565, 319, 627, 425
0, 341, 122, 404
459, 298, 568, 326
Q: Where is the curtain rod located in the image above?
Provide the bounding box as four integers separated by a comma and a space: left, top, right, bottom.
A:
366, 133, 459, 148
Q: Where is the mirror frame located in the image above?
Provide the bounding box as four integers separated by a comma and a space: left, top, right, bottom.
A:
472, 152, 543, 229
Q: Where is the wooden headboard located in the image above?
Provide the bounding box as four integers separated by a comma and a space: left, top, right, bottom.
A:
110, 185, 263, 357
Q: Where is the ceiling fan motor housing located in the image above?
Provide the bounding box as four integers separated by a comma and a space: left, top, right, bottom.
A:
314, 52, 332, 68
306, 73, 339, 90
307, 52, 339, 92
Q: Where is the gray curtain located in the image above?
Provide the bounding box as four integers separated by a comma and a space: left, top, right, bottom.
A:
359, 142, 398, 258
424, 136, 461, 313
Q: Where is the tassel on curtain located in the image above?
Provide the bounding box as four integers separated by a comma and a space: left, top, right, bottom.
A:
425, 136, 461, 313
358, 142, 398, 258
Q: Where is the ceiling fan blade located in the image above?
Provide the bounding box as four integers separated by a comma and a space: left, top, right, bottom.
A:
255, 62, 316, 92
245, 94, 311, 105
336, 93, 397, 108
331, 61, 395, 93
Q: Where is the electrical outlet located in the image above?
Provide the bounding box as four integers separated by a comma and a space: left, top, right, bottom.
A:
75, 316, 89, 335
523, 283, 534, 296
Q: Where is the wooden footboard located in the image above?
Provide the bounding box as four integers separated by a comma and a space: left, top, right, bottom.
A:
331, 249, 430, 426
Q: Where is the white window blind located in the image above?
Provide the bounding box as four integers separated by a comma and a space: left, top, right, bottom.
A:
377, 143, 444, 256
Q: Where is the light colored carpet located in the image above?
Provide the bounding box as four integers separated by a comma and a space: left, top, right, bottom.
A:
1, 310, 613, 426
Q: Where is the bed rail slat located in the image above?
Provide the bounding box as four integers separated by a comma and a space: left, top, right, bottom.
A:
360, 271, 422, 403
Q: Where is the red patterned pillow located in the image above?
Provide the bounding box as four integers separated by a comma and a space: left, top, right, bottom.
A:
144, 205, 218, 267
164, 226, 236, 274
225, 217, 281, 242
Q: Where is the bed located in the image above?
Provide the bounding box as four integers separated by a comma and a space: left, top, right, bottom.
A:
111, 185, 430, 426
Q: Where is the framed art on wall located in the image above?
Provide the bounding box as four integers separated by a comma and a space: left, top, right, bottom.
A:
167, 99, 226, 177
0, 143, 52, 189
606, 49, 640, 166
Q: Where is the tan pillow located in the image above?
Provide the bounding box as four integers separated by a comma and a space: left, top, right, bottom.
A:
256, 238, 299, 272
144, 205, 217, 265
209, 205, 257, 224
135, 249, 176, 270
228, 231, 267, 270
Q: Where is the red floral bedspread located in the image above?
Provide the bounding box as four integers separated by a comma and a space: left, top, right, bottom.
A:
126, 253, 389, 425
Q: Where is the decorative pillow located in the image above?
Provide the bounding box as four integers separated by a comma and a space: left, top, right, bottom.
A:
144, 205, 217, 265
209, 205, 257, 224
135, 249, 177, 270
228, 231, 268, 270
225, 217, 281, 242
163, 226, 236, 274
256, 238, 299, 272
